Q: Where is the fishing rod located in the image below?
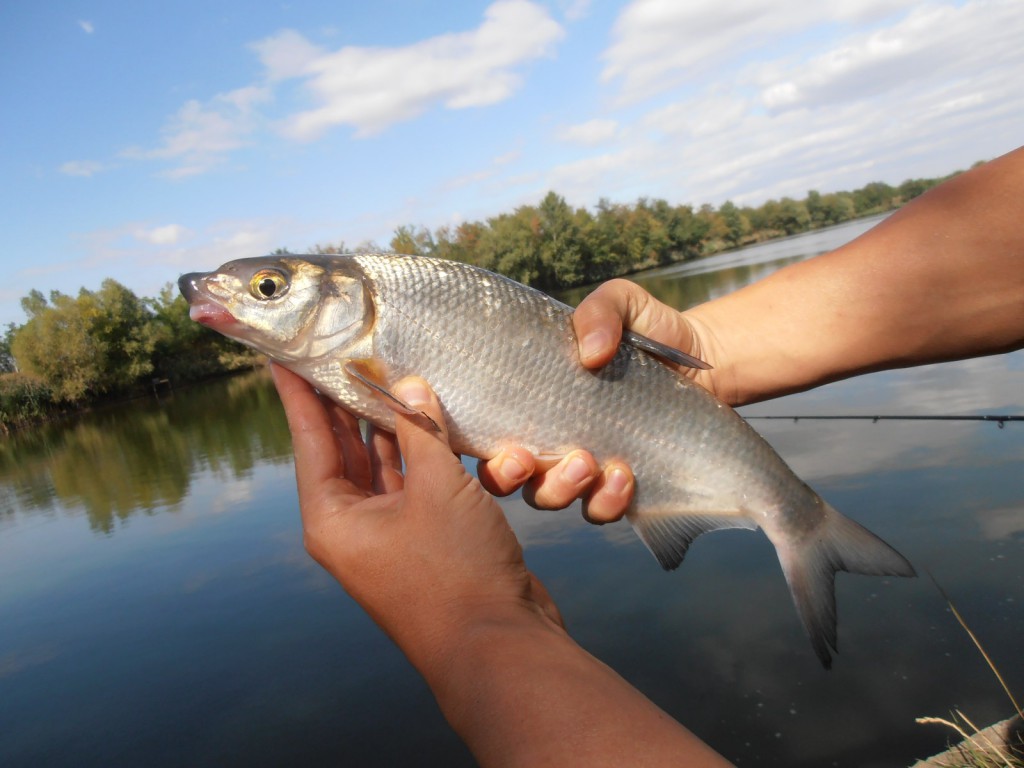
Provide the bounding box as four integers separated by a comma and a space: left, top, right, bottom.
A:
744, 414, 1024, 428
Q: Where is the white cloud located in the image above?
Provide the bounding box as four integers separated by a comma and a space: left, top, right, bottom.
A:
135, 224, 188, 246
556, 118, 619, 145
442, 147, 524, 192
523, 0, 1024, 212
258, 0, 564, 139
122, 86, 270, 178
116, 1, 562, 182
250, 29, 324, 81
755, 2, 1022, 114
561, 0, 592, 21
78, 20, 94, 34
601, 0, 921, 104
59, 160, 106, 177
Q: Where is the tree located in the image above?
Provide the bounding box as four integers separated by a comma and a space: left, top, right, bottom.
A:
310, 241, 348, 255
536, 191, 594, 288
390, 225, 435, 256
718, 201, 750, 247
92, 279, 160, 390
896, 178, 934, 203
765, 197, 811, 235
352, 240, 383, 253
0, 323, 18, 373
619, 198, 672, 269
853, 181, 895, 214
474, 207, 543, 286
20, 289, 48, 320
12, 289, 107, 402
12, 280, 162, 402
432, 222, 486, 265
818, 193, 856, 225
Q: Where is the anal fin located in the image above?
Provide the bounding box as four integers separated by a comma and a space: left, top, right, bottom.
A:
628, 510, 756, 571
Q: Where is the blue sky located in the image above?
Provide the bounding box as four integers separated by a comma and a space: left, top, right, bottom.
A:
2, 0, 1022, 328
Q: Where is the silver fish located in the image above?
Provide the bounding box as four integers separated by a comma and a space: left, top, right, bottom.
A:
179, 253, 915, 667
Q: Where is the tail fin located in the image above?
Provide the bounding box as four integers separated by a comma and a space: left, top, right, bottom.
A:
776, 503, 915, 669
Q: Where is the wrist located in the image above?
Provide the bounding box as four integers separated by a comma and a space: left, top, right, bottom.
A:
400, 598, 568, 686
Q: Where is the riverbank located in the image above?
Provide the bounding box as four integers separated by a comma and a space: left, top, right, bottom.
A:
911, 715, 1023, 767
0, 362, 265, 435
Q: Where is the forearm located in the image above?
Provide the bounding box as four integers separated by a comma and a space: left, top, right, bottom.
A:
690, 146, 1024, 405
410, 607, 732, 768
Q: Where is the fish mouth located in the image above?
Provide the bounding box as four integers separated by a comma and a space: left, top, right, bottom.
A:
188, 301, 237, 328
178, 272, 238, 330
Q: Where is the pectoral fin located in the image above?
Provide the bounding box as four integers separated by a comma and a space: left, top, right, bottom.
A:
624, 330, 712, 370
342, 360, 441, 432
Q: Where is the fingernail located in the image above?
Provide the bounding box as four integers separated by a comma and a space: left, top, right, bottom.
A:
394, 379, 431, 407
605, 467, 631, 495
561, 454, 592, 485
580, 330, 611, 363
498, 455, 529, 484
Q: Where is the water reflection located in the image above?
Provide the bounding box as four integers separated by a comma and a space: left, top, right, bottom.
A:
0, 370, 291, 534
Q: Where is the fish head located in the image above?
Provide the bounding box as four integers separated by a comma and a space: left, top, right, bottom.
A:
178, 255, 374, 362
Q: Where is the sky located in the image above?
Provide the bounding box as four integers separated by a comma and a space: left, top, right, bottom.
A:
2, 0, 1022, 328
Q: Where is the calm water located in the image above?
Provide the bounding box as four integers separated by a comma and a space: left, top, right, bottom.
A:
2, 217, 1022, 767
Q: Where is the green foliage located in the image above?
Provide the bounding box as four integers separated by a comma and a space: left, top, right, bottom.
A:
0, 324, 18, 373
0, 373, 60, 430
7, 280, 261, 421
390, 225, 435, 256
11, 280, 161, 402
323, 164, 959, 294
717, 201, 751, 247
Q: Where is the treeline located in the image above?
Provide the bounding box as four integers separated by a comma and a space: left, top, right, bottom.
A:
1, 166, 964, 430
0, 282, 261, 430
309, 173, 955, 293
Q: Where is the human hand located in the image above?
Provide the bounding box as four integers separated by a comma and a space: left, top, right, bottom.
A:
270, 364, 565, 673
476, 446, 634, 525
572, 278, 721, 394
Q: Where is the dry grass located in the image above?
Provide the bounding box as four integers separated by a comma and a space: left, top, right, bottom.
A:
913, 576, 1024, 767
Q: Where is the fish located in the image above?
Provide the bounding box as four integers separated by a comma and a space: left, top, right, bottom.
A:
178, 253, 915, 667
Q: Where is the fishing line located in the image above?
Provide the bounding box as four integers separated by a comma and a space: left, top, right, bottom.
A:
744, 414, 1023, 428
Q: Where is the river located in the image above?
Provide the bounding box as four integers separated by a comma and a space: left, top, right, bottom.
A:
2, 215, 1022, 767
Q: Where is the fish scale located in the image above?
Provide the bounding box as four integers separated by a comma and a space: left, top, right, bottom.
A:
179, 252, 916, 667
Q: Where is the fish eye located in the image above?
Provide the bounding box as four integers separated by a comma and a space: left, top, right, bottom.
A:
249, 270, 289, 300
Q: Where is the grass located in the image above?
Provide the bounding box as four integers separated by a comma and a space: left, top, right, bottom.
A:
914, 575, 1024, 767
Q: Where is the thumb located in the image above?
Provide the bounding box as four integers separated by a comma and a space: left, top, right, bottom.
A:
391, 378, 472, 507
572, 279, 634, 368
391, 377, 457, 464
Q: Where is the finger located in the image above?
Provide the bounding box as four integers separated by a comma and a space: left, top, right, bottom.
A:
323, 396, 373, 491
477, 446, 536, 497
581, 462, 634, 524
271, 363, 347, 493
522, 450, 600, 511
572, 280, 632, 369
368, 424, 404, 494
390, 378, 461, 475
573, 279, 700, 372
